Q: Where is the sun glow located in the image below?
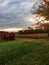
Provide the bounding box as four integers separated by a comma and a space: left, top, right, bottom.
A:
44, 20, 49, 23
35, 16, 49, 23
26, 17, 35, 22
28, 18, 33, 21
0, 28, 23, 32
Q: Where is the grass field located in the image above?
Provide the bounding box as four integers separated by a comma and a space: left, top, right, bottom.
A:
0, 38, 49, 65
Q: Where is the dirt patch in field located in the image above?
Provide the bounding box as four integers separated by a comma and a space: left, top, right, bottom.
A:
15, 33, 48, 39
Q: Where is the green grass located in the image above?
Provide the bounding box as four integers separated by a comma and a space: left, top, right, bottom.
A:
0, 38, 49, 65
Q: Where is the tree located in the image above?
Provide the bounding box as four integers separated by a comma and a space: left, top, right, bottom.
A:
32, 0, 49, 20
32, 0, 49, 37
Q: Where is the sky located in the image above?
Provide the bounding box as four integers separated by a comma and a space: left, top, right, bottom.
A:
0, 0, 38, 28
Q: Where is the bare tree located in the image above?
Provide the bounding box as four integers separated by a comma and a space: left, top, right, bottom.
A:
32, 0, 49, 20
32, 0, 49, 37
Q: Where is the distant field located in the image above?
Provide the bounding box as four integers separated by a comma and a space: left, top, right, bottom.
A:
16, 33, 48, 39
0, 38, 49, 65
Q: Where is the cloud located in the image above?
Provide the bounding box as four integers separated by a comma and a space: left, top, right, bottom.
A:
0, 0, 10, 7
0, 0, 38, 28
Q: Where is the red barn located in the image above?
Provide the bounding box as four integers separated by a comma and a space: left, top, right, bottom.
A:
0, 32, 15, 40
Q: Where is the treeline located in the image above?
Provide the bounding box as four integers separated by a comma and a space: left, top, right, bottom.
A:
17, 29, 48, 34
